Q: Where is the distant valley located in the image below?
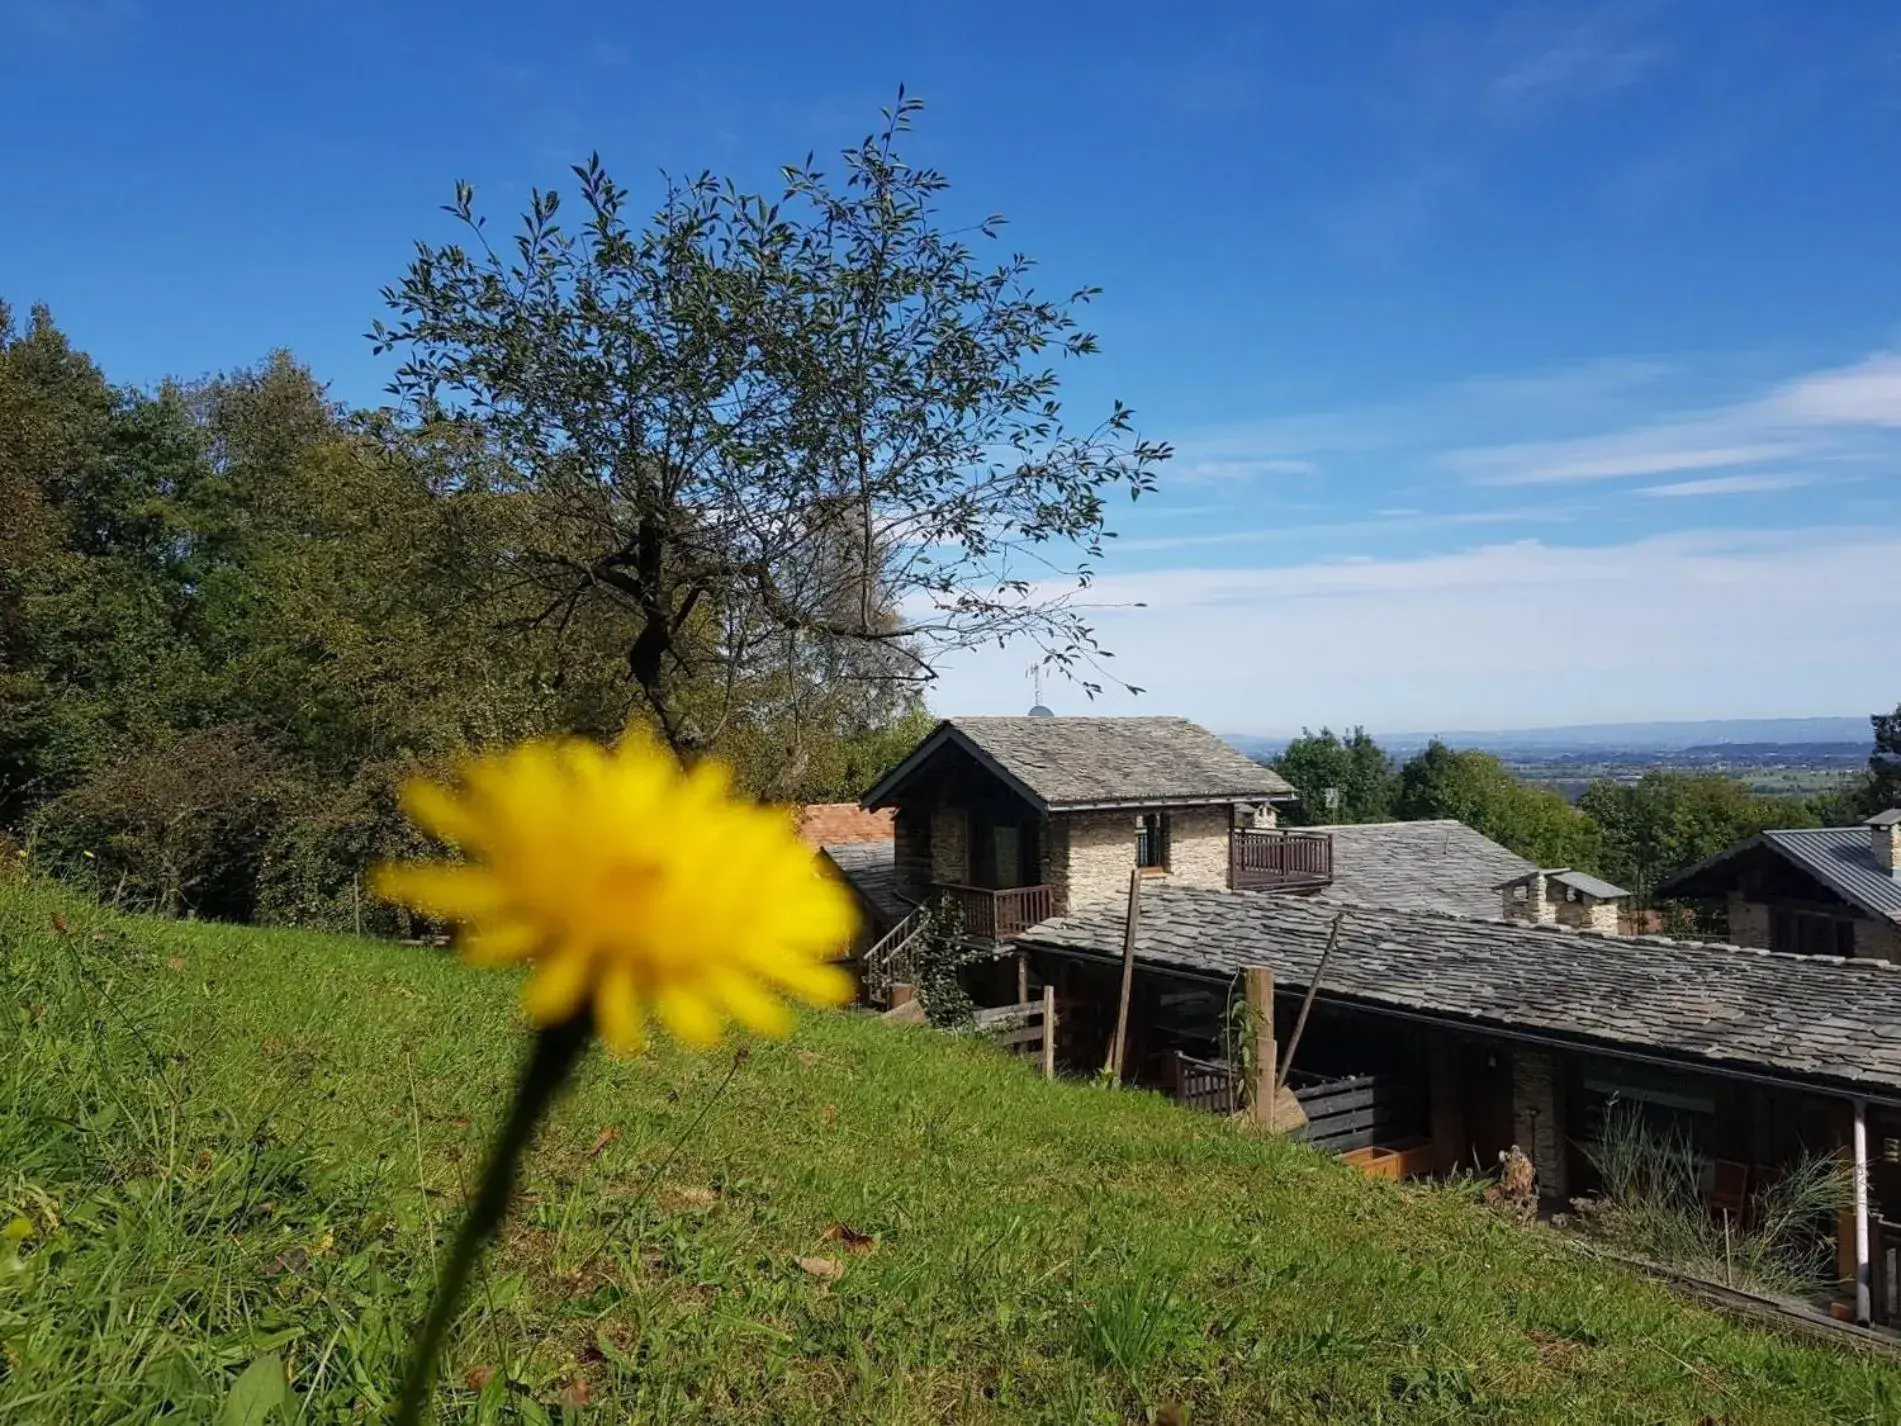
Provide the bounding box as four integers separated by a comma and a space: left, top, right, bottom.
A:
1226, 717, 1874, 802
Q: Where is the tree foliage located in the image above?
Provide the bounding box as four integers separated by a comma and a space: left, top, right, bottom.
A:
370, 92, 1167, 753
1271, 726, 1397, 826
1394, 740, 1600, 869
1578, 771, 1818, 905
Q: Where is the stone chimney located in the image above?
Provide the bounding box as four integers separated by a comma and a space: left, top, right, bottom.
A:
1871, 810, 1901, 876
1502, 871, 1557, 926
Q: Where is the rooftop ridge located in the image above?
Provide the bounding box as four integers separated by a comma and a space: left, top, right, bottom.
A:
1083, 879, 1901, 978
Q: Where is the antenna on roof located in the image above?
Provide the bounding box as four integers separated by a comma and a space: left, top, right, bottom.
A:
1027, 664, 1054, 718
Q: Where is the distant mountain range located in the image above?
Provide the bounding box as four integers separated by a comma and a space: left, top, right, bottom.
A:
1225, 716, 1874, 762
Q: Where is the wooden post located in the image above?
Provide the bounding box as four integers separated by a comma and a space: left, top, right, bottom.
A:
1105, 868, 1143, 1083
1856, 1097, 1872, 1325
1244, 966, 1276, 1128
1017, 952, 1029, 1008
1276, 912, 1345, 1094
889, 982, 916, 1009
1041, 984, 1056, 1080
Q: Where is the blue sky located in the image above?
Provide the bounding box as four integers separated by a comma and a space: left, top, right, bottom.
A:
6, 0, 1900, 733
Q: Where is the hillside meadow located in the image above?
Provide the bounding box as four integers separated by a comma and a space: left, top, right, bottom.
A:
3, 879, 1900, 1423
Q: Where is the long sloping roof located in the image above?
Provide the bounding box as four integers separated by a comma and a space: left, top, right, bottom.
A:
819, 842, 911, 926
863, 717, 1294, 812
1307, 820, 1534, 919
1659, 827, 1901, 927
1015, 882, 1901, 1099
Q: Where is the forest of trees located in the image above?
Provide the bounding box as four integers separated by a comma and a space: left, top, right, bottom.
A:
1269, 718, 1901, 908
0, 98, 1166, 930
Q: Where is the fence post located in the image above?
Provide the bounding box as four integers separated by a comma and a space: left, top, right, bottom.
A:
1017, 952, 1029, 1007
1244, 966, 1276, 1129
1041, 984, 1056, 1079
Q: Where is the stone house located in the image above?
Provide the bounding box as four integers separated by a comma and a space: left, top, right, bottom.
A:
1014, 882, 1901, 1325
830, 716, 1304, 941
1657, 812, 1901, 962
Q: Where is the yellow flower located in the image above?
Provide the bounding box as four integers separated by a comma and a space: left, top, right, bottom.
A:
373, 730, 857, 1053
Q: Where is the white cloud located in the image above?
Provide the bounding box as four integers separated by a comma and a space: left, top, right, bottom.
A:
1637, 473, 1819, 498
926, 527, 1901, 731
1447, 349, 1901, 486
1769, 353, 1901, 427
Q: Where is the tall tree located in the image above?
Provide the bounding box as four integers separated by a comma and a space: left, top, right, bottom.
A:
1395, 740, 1599, 869
1579, 770, 1818, 905
1271, 726, 1397, 825
1867, 703, 1901, 815
371, 93, 1168, 753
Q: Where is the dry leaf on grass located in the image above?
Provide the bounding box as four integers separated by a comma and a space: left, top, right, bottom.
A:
465, 1365, 496, 1391
50, 913, 70, 934
589, 1126, 620, 1156
166, 956, 187, 971
449, 1115, 472, 1131
822, 1224, 876, 1252
556, 1380, 594, 1407
795, 1255, 844, 1282
669, 1185, 719, 1208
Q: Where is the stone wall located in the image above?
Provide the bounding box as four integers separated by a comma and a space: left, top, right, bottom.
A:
1051, 804, 1237, 908
1055, 809, 1139, 909
1727, 892, 1771, 949
930, 806, 968, 885
1168, 805, 1233, 892
1856, 916, 1901, 963
1510, 1048, 1568, 1202
1555, 897, 1621, 934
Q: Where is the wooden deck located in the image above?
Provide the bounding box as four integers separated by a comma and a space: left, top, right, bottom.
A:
935, 882, 1059, 940
1229, 829, 1333, 892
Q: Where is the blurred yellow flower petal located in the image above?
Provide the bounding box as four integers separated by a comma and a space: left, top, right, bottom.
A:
373, 726, 859, 1052
461, 920, 540, 966
522, 948, 594, 1024
594, 965, 646, 1055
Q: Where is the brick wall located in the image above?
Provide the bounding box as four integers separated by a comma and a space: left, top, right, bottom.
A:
797, 803, 895, 847
1510, 1048, 1568, 1202
1167, 805, 1233, 892
930, 807, 968, 885
1728, 892, 1771, 949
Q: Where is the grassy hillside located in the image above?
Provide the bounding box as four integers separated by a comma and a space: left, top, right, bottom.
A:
3, 881, 1899, 1423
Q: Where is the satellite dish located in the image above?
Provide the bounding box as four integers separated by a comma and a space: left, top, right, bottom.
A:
1027, 665, 1054, 717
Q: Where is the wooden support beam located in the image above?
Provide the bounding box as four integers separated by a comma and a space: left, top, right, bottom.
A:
1041, 984, 1056, 1080
1105, 868, 1143, 1083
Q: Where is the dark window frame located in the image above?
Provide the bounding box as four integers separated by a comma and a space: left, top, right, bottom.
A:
1135, 811, 1170, 870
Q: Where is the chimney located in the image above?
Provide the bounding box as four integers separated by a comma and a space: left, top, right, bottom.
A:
1871, 810, 1901, 876
1502, 871, 1556, 926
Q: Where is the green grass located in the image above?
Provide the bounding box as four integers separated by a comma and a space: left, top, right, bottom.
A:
4, 879, 1900, 1423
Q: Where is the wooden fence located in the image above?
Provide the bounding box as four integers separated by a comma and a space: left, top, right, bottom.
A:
1287, 1072, 1426, 1154
972, 986, 1057, 1078
1167, 1052, 1242, 1115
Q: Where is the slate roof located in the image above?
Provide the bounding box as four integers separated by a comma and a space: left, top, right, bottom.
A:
1494, 868, 1631, 901
1306, 820, 1534, 919
1015, 882, 1901, 1100
1659, 827, 1901, 927
863, 716, 1294, 812
819, 842, 911, 926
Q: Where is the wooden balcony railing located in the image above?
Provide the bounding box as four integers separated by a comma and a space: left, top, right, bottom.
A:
1229, 829, 1333, 892
935, 882, 1059, 941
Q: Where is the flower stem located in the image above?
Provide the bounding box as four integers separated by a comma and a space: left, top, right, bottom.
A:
394, 1010, 591, 1425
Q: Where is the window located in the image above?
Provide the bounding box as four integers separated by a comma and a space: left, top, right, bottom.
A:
1770, 908, 1856, 958
1135, 812, 1169, 869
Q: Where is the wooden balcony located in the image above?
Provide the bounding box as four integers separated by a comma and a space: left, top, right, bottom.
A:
1229, 829, 1333, 892
934, 882, 1060, 941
